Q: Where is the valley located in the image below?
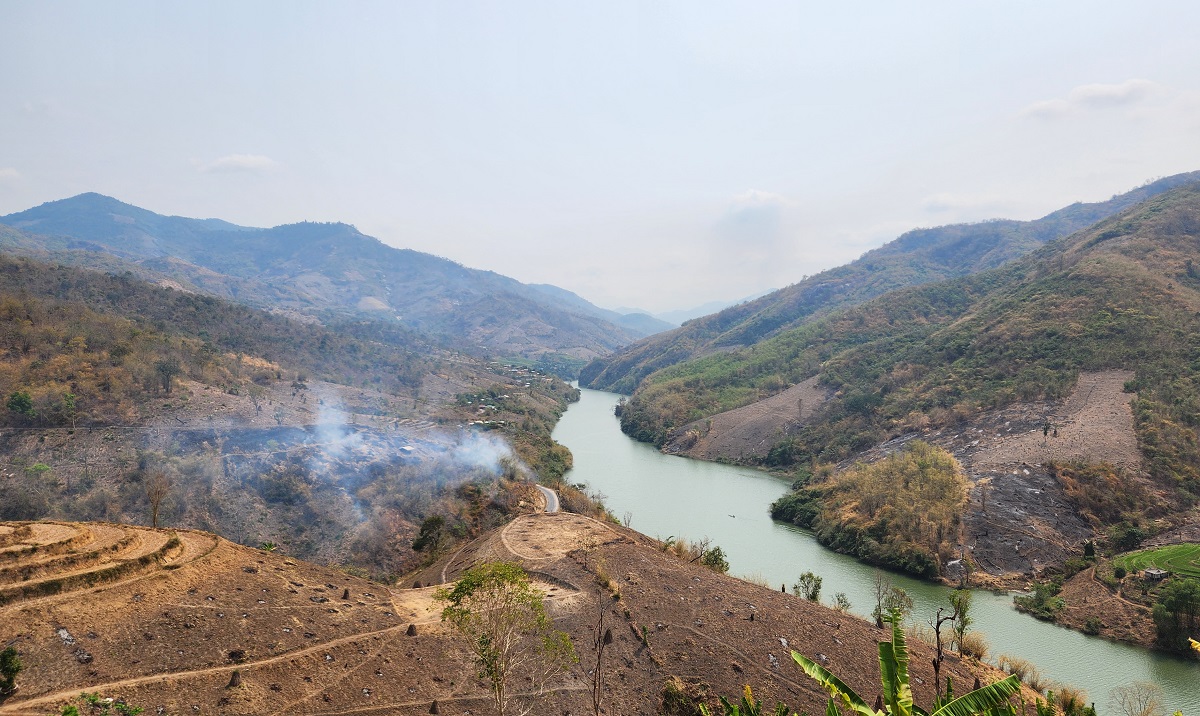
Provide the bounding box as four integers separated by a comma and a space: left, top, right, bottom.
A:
3, 177, 1200, 713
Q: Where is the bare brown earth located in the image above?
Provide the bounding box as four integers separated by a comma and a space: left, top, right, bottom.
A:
664, 377, 832, 460
849, 371, 1141, 585
1054, 567, 1156, 648
675, 371, 1144, 586
0, 515, 1031, 716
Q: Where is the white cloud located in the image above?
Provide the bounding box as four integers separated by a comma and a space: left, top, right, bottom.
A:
0, 168, 21, 183
1022, 79, 1158, 119
198, 154, 278, 173
1069, 79, 1156, 108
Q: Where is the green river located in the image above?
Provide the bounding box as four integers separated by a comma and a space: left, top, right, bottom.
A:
552, 387, 1199, 714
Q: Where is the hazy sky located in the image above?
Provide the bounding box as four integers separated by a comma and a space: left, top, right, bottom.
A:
3, 2, 1200, 313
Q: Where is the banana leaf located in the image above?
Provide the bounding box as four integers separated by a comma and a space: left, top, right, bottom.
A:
929, 675, 1021, 716
792, 650, 879, 716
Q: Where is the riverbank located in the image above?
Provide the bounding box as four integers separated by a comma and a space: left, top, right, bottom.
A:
554, 386, 1200, 715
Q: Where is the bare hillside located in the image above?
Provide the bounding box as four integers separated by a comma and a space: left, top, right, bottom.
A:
0, 515, 1026, 716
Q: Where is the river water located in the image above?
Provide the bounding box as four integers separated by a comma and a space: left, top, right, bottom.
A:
552, 387, 1199, 714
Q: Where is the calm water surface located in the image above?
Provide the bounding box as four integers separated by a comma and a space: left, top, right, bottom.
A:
553, 387, 1199, 715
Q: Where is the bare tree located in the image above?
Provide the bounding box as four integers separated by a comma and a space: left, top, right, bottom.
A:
247, 383, 266, 416
146, 471, 172, 528
1110, 681, 1165, 716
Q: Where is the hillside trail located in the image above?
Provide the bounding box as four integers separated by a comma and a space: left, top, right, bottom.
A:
0, 621, 422, 716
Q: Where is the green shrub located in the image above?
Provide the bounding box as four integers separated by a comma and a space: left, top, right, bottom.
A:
0, 646, 20, 694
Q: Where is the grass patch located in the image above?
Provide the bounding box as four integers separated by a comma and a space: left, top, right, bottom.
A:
1113, 543, 1200, 578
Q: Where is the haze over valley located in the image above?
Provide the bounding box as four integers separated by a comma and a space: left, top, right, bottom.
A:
2, 3, 1200, 715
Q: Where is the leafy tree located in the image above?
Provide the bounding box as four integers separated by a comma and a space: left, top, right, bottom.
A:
792, 609, 1021, 716
949, 589, 973, 654
871, 575, 914, 628
832, 592, 853, 612
0, 646, 20, 695
154, 357, 181, 394
412, 514, 447, 551
5, 391, 34, 418
435, 562, 577, 716
1107, 522, 1146, 553
60, 392, 78, 429
1151, 577, 1200, 652
1013, 580, 1065, 621
701, 546, 730, 574
792, 572, 823, 602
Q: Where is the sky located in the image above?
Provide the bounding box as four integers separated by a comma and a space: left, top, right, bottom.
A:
2, 2, 1200, 314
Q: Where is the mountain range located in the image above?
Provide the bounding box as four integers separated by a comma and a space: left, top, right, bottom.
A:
0, 193, 669, 363
581, 171, 1200, 393
608, 176, 1200, 590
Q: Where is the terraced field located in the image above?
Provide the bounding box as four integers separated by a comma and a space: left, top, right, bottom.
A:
0, 516, 1023, 716
0, 522, 202, 607
1113, 543, 1200, 578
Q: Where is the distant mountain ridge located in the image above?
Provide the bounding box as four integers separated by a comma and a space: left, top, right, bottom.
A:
0, 193, 656, 362
614, 180, 1200, 585
580, 171, 1200, 393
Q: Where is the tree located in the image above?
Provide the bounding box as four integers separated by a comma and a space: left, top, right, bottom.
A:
145, 471, 172, 528
60, 392, 78, 429
701, 546, 729, 574
590, 592, 614, 716
1109, 681, 1165, 716
793, 609, 1021, 716
5, 390, 34, 419
247, 383, 266, 415
793, 572, 823, 602
435, 562, 577, 716
1151, 577, 1200, 652
0, 645, 21, 695
872, 574, 914, 628
154, 357, 181, 394
949, 589, 973, 654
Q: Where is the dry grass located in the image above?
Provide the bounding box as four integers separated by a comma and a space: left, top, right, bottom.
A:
959, 631, 989, 661
998, 654, 1048, 693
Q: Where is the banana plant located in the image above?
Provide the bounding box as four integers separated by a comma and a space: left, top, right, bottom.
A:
792, 609, 1022, 716
699, 685, 795, 716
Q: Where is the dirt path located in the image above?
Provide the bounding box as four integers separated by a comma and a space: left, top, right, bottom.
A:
499, 514, 617, 564
0, 622, 420, 715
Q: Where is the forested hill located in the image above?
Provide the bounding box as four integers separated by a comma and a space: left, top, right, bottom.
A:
580, 171, 1200, 394
620, 181, 1200, 489
0, 193, 652, 364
